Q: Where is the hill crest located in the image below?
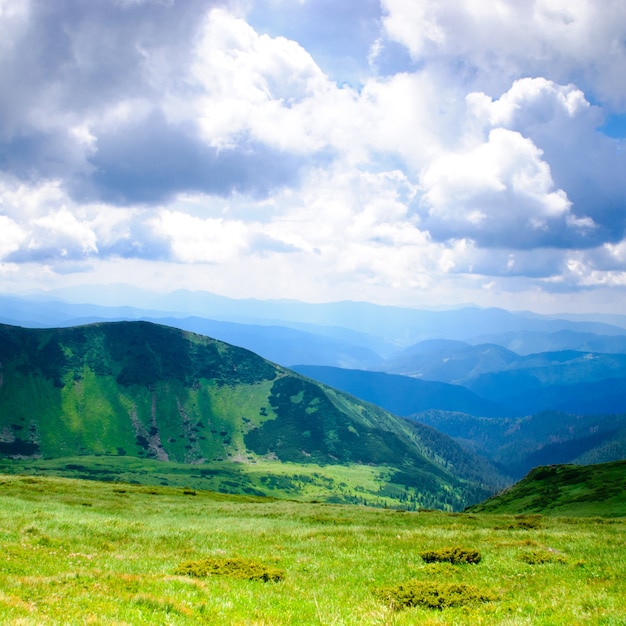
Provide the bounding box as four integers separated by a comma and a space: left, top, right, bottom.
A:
0, 321, 502, 509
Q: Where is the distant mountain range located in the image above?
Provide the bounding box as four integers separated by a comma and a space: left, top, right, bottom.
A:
290, 366, 626, 479
381, 339, 626, 415
5, 287, 626, 347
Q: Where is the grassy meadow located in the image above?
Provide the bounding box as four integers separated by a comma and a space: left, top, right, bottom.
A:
1, 474, 625, 625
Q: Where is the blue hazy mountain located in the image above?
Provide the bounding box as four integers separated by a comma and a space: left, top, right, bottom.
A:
382, 339, 520, 382
11, 287, 626, 346
291, 365, 515, 418
468, 329, 626, 355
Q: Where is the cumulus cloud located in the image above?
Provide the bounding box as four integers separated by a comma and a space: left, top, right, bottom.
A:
151, 210, 251, 264
247, 0, 382, 84
418, 127, 590, 248
381, 0, 626, 109
79, 111, 307, 204
190, 7, 363, 159
0, 215, 26, 259
466, 78, 626, 245
1, 0, 626, 310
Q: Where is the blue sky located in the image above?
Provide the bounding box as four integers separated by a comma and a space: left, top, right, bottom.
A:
1, 0, 626, 313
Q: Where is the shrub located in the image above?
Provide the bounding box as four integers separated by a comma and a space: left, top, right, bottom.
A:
174, 557, 285, 582
494, 514, 543, 531
517, 549, 567, 565
511, 514, 542, 530
419, 546, 482, 565
375, 580, 495, 610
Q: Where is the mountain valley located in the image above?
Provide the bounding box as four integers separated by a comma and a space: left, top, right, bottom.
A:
2, 289, 626, 514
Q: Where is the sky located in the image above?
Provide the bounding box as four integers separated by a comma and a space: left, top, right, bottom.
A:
1, 0, 626, 314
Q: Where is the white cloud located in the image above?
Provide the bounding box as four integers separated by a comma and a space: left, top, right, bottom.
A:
465, 78, 626, 244
191, 8, 359, 154
32, 207, 98, 256
382, 0, 626, 108
151, 210, 250, 263
0, 215, 26, 259
418, 127, 589, 247
0, 177, 67, 220
467, 78, 594, 130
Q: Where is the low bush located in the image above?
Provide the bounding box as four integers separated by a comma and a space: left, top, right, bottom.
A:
174, 557, 285, 582
517, 549, 567, 565
494, 514, 543, 531
375, 580, 496, 610
419, 546, 481, 564
511, 514, 542, 530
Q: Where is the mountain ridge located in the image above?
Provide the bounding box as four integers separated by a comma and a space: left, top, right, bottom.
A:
0, 320, 504, 509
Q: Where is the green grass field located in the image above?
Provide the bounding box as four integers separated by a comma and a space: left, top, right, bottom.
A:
1, 474, 625, 625
0, 455, 471, 510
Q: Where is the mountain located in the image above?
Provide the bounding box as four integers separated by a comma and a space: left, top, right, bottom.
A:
7, 289, 626, 418
142, 316, 386, 369
0, 321, 503, 510
382, 339, 519, 382
378, 339, 626, 415
10, 288, 626, 346
468, 460, 626, 517
469, 329, 626, 355
465, 351, 626, 414
415, 409, 626, 479
291, 364, 515, 417
0, 295, 398, 366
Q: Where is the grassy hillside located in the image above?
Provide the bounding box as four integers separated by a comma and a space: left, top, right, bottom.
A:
1, 473, 625, 624
0, 321, 497, 510
468, 460, 626, 517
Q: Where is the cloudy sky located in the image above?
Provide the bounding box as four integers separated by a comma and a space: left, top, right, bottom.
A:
1, 0, 626, 313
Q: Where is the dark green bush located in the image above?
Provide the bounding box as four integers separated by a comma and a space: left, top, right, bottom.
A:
419, 546, 482, 565
510, 514, 542, 530
517, 549, 566, 565
376, 580, 495, 610
174, 557, 285, 582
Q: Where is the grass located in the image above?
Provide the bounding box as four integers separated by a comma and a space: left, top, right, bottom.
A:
1, 474, 626, 624
0, 455, 451, 510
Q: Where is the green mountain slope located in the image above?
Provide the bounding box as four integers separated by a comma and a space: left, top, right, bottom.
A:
0, 321, 498, 510
468, 460, 626, 517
